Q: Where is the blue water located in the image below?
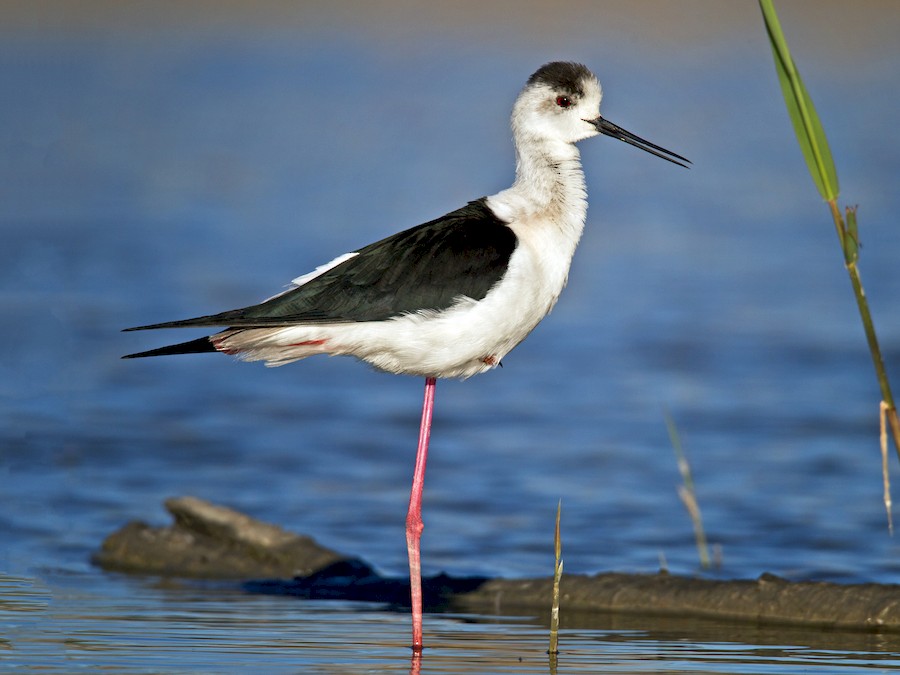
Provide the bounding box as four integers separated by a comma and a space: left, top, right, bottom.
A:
3, 3, 900, 671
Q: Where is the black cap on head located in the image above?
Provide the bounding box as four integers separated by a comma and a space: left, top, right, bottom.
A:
527, 62, 593, 97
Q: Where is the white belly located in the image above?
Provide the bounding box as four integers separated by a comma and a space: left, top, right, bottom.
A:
214, 234, 574, 379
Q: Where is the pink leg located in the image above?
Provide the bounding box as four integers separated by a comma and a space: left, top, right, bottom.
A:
406, 376, 436, 652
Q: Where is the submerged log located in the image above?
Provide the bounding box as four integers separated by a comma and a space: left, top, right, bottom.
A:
451, 572, 900, 632
93, 496, 900, 632
93, 496, 346, 579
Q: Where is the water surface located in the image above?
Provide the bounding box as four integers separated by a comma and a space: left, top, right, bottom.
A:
2, 1, 900, 671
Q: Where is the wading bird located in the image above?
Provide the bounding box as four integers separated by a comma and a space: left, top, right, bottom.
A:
124, 61, 689, 651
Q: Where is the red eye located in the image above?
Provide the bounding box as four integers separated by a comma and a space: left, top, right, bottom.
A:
556, 95, 572, 108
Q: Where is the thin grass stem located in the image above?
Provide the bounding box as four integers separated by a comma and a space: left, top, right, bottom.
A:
759, 2, 900, 523
548, 499, 562, 655
665, 412, 711, 569
882, 402, 894, 534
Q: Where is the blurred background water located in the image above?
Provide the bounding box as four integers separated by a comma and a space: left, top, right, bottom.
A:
2, 1, 900, 671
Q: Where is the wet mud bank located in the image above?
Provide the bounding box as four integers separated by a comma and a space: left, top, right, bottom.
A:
94, 496, 900, 632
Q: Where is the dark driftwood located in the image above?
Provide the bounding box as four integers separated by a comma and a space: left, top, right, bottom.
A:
450, 573, 900, 632
93, 496, 346, 579
93, 496, 900, 632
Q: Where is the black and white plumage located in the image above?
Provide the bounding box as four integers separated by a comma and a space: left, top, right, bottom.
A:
125, 198, 518, 377
124, 61, 688, 651
124, 61, 687, 377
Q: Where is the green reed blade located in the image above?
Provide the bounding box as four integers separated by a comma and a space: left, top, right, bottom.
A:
759, 0, 839, 201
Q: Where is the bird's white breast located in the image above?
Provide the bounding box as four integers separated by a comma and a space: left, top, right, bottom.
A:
218, 210, 582, 379
217, 94, 592, 378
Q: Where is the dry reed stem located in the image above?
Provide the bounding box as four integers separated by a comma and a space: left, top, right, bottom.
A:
882, 401, 894, 534
548, 500, 562, 655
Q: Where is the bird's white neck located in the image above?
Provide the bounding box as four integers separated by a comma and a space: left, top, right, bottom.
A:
488, 136, 588, 246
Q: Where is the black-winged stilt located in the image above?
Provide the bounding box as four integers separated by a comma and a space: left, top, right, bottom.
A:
124, 61, 688, 651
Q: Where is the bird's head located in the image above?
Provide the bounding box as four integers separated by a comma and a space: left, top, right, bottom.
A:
514, 61, 690, 168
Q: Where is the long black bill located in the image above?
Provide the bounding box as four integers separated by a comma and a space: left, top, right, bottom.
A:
591, 116, 690, 168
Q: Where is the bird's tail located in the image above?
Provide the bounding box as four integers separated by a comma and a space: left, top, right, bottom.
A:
122, 336, 217, 359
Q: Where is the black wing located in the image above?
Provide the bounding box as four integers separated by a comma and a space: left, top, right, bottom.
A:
125, 198, 517, 330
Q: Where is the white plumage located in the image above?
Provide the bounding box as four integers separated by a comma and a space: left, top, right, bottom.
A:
208, 67, 603, 377
124, 61, 688, 651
